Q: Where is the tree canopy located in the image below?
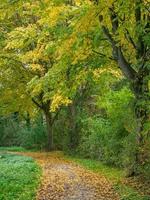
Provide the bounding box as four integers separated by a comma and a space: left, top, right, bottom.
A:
0, 0, 149, 176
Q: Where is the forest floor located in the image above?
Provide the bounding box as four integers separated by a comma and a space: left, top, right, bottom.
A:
19, 151, 120, 200
1, 148, 149, 200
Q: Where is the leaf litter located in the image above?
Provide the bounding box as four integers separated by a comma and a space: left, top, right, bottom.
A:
20, 152, 120, 200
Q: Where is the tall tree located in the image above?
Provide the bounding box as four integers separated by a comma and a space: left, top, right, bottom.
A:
56, 0, 150, 174
97, 0, 150, 175
0, 0, 72, 150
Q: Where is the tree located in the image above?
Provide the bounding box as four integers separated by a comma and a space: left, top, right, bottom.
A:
0, 0, 149, 172
0, 0, 72, 150
56, 0, 150, 174
97, 0, 150, 175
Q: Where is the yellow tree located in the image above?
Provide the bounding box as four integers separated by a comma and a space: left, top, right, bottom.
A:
0, 0, 73, 150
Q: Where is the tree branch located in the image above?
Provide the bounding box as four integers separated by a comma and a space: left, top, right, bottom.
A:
32, 98, 43, 109
125, 28, 137, 50
99, 15, 137, 80
101, 25, 118, 60
92, 49, 115, 61
135, 0, 142, 23
51, 108, 61, 125
135, 0, 145, 58
117, 47, 137, 80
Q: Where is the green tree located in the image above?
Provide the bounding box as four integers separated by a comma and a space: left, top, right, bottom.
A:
59, 0, 150, 175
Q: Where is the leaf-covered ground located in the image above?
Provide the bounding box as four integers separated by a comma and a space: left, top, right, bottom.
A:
20, 152, 119, 200
1, 149, 149, 200
67, 157, 150, 200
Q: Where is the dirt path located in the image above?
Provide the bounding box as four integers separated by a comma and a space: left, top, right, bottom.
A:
21, 152, 120, 200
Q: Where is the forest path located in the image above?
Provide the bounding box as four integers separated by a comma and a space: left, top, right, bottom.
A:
21, 152, 120, 200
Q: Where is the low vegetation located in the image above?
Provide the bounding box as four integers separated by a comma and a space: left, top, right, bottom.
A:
0, 152, 41, 200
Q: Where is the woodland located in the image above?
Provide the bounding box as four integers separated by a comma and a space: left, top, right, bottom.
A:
0, 0, 150, 199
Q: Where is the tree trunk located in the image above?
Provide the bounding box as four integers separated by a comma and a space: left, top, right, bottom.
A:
26, 112, 31, 130
68, 103, 79, 150
128, 67, 150, 176
45, 111, 53, 151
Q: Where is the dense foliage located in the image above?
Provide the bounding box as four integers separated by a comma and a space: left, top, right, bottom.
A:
0, 0, 149, 178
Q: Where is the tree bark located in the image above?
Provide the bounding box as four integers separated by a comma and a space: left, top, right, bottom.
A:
26, 112, 31, 130
68, 103, 79, 150
31, 97, 54, 151
44, 111, 53, 151
130, 67, 150, 175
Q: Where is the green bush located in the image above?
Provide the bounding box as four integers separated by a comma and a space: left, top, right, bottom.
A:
0, 115, 47, 150
17, 118, 47, 150
77, 87, 136, 168
78, 117, 126, 167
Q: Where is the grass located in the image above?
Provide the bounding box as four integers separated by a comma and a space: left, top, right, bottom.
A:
114, 184, 150, 200
67, 156, 124, 182
0, 146, 38, 152
67, 156, 150, 200
0, 152, 41, 200
0, 146, 27, 152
